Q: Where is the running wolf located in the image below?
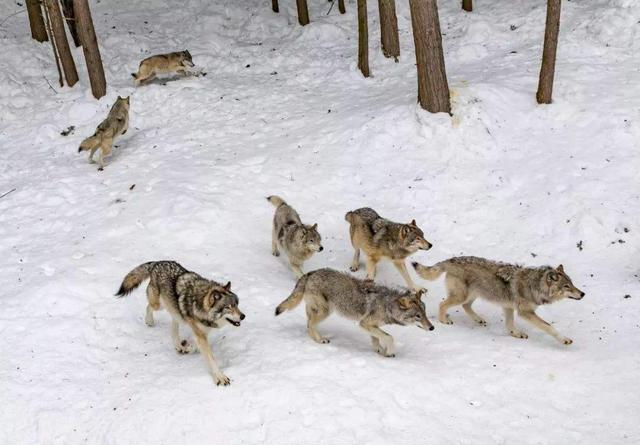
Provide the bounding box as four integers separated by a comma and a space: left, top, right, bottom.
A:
131, 50, 196, 85
116, 261, 245, 385
78, 96, 130, 170
345, 207, 432, 290
267, 195, 323, 278
275, 268, 434, 357
412, 256, 585, 345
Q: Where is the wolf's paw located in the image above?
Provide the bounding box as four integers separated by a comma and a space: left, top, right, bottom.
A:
561, 337, 573, 345
214, 373, 231, 386
440, 315, 453, 325
97, 167, 104, 172
476, 318, 487, 326
272, 250, 280, 257
176, 340, 197, 354
350, 265, 359, 272
144, 317, 155, 327
510, 330, 528, 339
315, 337, 330, 344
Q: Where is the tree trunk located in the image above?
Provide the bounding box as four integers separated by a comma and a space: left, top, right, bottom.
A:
339, 0, 346, 14
45, 0, 78, 87
462, 0, 472, 12
536, 0, 561, 104
409, 0, 451, 114
60, 0, 81, 47
26, 0, 48, 42
42, 1, 63, 86
357, 0, 370, 77
74, 0, 106, 99
378, 0, 399, 61
272, 0, 279, 13
296, 0, 309, 26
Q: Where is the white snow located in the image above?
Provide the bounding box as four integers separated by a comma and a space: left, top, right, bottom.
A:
1, 0, 639, 443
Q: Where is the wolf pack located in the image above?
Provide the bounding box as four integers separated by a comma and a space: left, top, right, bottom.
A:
88, 51, 585, 386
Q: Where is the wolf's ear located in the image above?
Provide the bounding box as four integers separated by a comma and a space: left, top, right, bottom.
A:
547, 271, 559, 282
311, 223, 318, 230
400, 226, 409, 238
409, 219, 417, 226
556, 264, 564, 273
224, 281, 231, 291
397, 297, 412, 309
414, 288, 426, 299
203, 291, 216, 310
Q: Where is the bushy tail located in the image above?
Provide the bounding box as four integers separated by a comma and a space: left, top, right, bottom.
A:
267, 195, 286, 207
78, 133, 100, 152
411, 261, 446, 281
116, 262, 155, 297
275, 273, 310, 316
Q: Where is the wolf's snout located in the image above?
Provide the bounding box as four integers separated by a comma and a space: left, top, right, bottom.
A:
429, 325, 435, 331
240, 313, 246, 320
411, 261, 419, 269
423, 242, 433, 251
319, 246, 324, 252
580, 291, 585, 298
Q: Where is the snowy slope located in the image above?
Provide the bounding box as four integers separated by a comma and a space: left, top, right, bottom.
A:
1, 0, 639, 443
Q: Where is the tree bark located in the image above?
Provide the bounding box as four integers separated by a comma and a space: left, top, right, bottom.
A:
45, 0, 78, 87
42, 1, 63, 86
462, 0, 472, 12
339, 0, 346, 14
74, 0, 106, 99
296, 0, 309, 26
26, 0, 48, 42
378, 0, 399, 61
272, 0, 279, 13
357, 0, 370, 77
409, 0, 451, 113
536, 0, 561, 104
60, 0, 81, 47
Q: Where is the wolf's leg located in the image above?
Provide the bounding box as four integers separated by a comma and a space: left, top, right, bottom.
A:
518, 310, 572, 345
172, 320, 197, 353
271, 225, 280, 256
360, 322, 395, 357
504, 308, 527, 339
439, 277, 467, 324
145, 284, 161, 327
350, 248, 360, 272
462, 299, 487, 326
306, 301, 330, 344
88, 147, 98, 163
290, 261, 304, 278
190, 325, 230, 385
370, 336, 381, 353
365, 256, 379, 280
393, 260, 423, 292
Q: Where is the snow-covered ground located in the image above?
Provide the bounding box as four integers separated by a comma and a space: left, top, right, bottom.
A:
1, 0, 639, 443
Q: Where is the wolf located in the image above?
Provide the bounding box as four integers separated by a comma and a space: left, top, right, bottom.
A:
116, 261, 245, 385
267, 195, 323, 278
78, 96, 130, 171
412, 256, 585, 345
275, 268, 434, 357
345, 207, 432, 291
131, 50, 196, 85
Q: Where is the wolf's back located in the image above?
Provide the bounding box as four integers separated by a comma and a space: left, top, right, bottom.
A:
345, 207, 379, 225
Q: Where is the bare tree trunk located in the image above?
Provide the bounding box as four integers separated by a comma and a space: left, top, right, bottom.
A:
536, 0, 561, 104
296, 0, 309, 25
409, 0, 451, 113
26, 0, 48, 42
357, 0, 370, 77
462, 0, 472, 12
378, 0, 399, 61
45, 0, 78, 87
339, 0, 346, 14
74, 0, 106, 99
272, 0, 279, 13
60, 0, 81, 47
42, 2, 63, 86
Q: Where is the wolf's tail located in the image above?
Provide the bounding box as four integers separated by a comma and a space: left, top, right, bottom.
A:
267, 195, 286, 207
275, 273, 311, 316
78, 133, 100, 152
116, 262, 155, 297
411, 261, 447, 281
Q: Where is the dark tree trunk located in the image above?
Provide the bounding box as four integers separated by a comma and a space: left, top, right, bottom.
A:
409, 0, 451, 113
357, 0, 370, 77
272, 0, 279, 13
339, 0, 346, 14
462, 0, 472, 12
378, 0, 399, 61
60, 0, 81, 47
536, 0, 561, 104
45, 0, 78, 87
73, 0, 106, 99
26, 0, 48, 42
42, 1, 63, 86
296, 0, 309, 25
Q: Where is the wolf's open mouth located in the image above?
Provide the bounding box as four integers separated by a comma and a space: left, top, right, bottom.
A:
226, 318, 241, 327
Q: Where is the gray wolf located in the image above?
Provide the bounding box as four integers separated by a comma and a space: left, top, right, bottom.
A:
345, 207, 432, 290
78, 96, 130, 171
412, 256, 585, 345
116, 260, 245, 385
131, 50, 196, 85
267, 195, 323, 278
275, 268, 434, 357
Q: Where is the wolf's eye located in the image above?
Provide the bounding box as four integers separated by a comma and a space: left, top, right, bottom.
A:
415, 314, 421, 320
563, 285, 570, 289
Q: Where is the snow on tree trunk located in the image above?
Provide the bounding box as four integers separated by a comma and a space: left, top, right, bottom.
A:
357, 0, 370, 77
44, 0, 78, 87
296, 0, 310, 25
409, 0, 451, 114
536, 0, 561, 104
26, 0, 48, 42
378, 0, 399, 61
73, 0, 106, 99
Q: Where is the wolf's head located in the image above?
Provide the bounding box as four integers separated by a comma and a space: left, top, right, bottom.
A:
301, 223, 323, 253
203, 281, 245, 327
399, 220, 432, 252
116, 95, 131, 110
182, 50, 195, 67
394, 289, 434, 331
545, 265, 585, 302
